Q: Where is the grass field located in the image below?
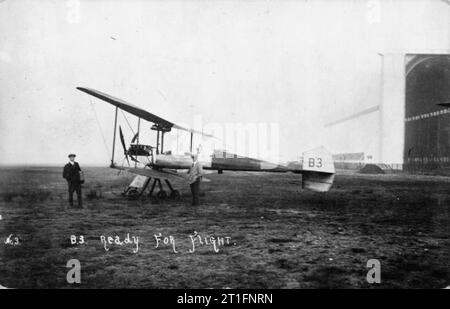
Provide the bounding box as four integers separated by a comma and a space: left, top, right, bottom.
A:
0, 166, 449, 288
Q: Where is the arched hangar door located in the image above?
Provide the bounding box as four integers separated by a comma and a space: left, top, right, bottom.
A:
404, 55, 450, 171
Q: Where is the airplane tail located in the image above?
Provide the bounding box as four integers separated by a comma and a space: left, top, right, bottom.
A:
301, 146, 335, 192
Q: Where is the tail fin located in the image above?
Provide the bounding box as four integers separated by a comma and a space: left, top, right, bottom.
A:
301, 146, 335, 192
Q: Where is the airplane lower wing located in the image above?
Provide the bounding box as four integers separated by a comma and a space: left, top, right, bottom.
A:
113, 166, 186, 181
113, 166, 211, 183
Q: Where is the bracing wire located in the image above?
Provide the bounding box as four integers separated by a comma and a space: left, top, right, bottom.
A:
89, 98, 111, 158
120, 109, 136, 136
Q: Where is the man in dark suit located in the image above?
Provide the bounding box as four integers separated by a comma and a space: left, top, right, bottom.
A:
63, 154, 83, 208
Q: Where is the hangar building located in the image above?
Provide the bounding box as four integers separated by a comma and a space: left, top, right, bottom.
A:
324, 2, 450, 171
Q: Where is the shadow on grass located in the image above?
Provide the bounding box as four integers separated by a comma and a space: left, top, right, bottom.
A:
2, 189, 52, 203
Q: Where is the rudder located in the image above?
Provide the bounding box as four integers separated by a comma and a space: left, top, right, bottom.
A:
301, 146, 335, 192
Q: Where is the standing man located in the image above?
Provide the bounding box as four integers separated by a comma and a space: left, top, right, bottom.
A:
188, 153, 203, 206
63, 154, 83, 208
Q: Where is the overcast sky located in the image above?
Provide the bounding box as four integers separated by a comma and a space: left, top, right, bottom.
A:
0, 0, 448, 166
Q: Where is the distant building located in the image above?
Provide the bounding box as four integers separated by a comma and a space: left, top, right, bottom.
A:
324, 1, 450, 171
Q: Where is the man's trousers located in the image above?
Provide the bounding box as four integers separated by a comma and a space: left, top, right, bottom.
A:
190, 179, 200, 206
68, 182, 82, 207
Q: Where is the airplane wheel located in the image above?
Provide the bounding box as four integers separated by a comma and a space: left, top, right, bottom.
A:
157, 190, 167, 199
127, 189, 139, 200
170, 190, 180, 199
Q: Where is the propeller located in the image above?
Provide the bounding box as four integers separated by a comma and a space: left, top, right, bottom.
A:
131, 132, 139, 143
119, 126, 130, 166
119, 126, 140, 166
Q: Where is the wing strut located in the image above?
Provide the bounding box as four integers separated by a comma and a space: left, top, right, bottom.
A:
135, 117, 140, 168
111, 106, 118, 167
156, 129, 160, 154
137, 117, 140, 144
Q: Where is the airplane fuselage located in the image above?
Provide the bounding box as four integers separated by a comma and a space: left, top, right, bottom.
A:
152, 152, 292, 173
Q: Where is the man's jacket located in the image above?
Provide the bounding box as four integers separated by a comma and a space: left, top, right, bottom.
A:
63, 162, 82, 184
188, 161, 203, 184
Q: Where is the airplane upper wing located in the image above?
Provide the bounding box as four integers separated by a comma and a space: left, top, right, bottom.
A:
438, 103, 450, 107
77, 87, 215, 137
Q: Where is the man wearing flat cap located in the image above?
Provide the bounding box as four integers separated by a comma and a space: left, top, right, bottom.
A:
63, 154, 83, 208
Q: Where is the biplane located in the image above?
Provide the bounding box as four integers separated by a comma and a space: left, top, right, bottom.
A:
77, 87, 336, 199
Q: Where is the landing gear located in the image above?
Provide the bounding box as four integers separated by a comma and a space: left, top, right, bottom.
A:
122, 175, 180, 202
148, 178, 180, 200
122, 179, 149, 200
127, 188, 140, 200
156, 190, 167, 199
170, 190, 180, 199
